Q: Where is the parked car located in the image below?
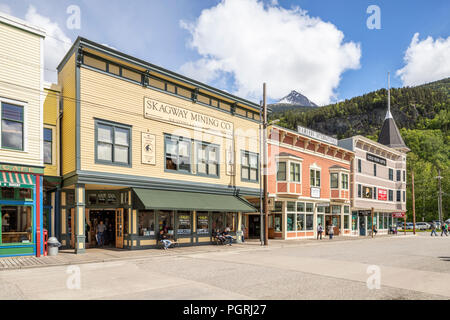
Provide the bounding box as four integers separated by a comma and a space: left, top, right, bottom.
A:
405, 223, 414, 230
415, 222, 430, 230
445, 219, 450, 225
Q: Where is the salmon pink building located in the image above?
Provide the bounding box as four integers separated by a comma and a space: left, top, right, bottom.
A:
264, 125, 354, 240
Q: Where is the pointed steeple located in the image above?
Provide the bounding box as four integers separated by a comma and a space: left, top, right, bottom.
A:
378, 73, 410, 152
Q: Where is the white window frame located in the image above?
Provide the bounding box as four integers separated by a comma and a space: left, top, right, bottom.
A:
310, 163, 321, 188
0, 97, 28, 153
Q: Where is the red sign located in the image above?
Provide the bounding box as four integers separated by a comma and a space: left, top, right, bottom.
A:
392, 212, 406, 218
378, 188, 387, 201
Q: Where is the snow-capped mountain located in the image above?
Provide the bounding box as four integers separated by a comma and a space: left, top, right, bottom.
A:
277, 90, 318, 107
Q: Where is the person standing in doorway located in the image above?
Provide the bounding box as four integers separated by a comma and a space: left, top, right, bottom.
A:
430, 222, 437, 236
97, 221, 107, 247
317, 223, 323, 240
328, 224, 334, 240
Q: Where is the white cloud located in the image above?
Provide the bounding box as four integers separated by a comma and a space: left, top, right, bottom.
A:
180, 0, 361, 105
0, 3, 12, 15
397, 33, 450, 86
25, 5, 72, 83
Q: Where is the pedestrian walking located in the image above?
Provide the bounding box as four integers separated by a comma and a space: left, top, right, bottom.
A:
430, 222, 437, 236
317, 223, 323, 240
373, 224, 378, 236
441, 222, 448, 237
96, 221, 107, 247
328, 224, 334, 240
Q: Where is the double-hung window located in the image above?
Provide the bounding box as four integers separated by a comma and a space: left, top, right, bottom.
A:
389, 168, 393, 181
396, 170, 401, 182
44, 128, 53, 164
290, 162, 301, 182
197, 143, 219, 177
1, 103, 24, 151
241, 151, 259, 182
96, 120, 131, 166
165, 135, 191, 172
342, 173, 349, 190
389, 190, 393, 201
358, 159, 362, 173
396, 190, 401, 202
277, 162, 286, 181
330, 173, 339, 189
310, 169, 321, 187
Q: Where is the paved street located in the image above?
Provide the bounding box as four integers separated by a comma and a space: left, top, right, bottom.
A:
0, 233, 449, 300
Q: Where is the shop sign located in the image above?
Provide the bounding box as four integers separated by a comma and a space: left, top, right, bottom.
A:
144, 97, 234, 137
311, 187, 321, 198
141, 132, 156, 165
392, 212, 406, 218
0, 164, 43, 174
297, 125, 337, 145
316, 203, 330, 207
378, 188, 387, 201
366, 153, 387, 166
363, 186, 373, 199
359, 210, 371, 216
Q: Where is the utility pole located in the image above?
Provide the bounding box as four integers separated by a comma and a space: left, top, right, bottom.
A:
263, 83, 269, 246
259, 103, 264, 246
437, 169, 443, 224
412, 170, 416, 235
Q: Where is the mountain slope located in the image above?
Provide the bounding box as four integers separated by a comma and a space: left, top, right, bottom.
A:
269, 90, 318, 112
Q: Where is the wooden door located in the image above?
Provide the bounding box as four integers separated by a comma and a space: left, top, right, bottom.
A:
70, 208, 75, 248
115, 208, 124, 248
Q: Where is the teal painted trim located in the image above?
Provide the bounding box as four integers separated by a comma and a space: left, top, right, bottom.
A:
75, 37, 260, 110
0, 162, 45, 170
66, 170, 260, 196
0, 253, 34, 257
0, 245, 35, 248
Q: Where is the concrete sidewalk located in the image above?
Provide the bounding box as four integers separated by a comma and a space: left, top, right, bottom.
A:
0, 234, 409, 271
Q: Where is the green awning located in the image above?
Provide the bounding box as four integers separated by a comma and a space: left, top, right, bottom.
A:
0, 171, 35, 188
133, 188, 257, 213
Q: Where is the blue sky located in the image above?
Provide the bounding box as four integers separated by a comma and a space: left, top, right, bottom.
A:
1, 0, 449, 105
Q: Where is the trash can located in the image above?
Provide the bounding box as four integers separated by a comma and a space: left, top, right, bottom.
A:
47, 237, 61, 256
236, 230, 243, 244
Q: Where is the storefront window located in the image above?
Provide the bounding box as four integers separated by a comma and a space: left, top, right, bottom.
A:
297, 214, 304, 231
274, 214, 282, 232
296, 202, 305, 212
325, 206, 331, 214
306, 214, 313, 231
177, 211, 191, 235
197, 212, 209, 235
287, 201, 296, 212
1, 187, 15, 199
317, 206, 324, 213
1, 206, 32, 244
158, 211, 174, 236
274, 201, 283, 212
287, 214, 295, 231
379, 213, 384, 229
317, 214, 324, 227
212, 212, 224, 231
332, 205, 341, 214
225, 212, 237, 232
139, 211, 155, 236
344, 206, 350, 214
352, 212, 358, 230
306, 203, 314, 213
344, 215, 350, 229
17, 188, 33, 201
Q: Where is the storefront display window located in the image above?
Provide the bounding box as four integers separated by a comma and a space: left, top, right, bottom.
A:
274, 214, 282, 232
352, 212, 358, 230
297, 214, 304, 231
306, 214, 313, 231
317, 214, 324, 227
212, 212, 224, 231
139, 211, 155, 236
1, 187, 14, 199
225, 212, 237, 232
379, 213, 384, 229
344, 215, 349, 229
197, 212, 209, 235
158, 211, 174, 236
306, 203, 313, 213
344, 206, 350, 214
1, 206, 32, 244
287, 214, 295, 231
177, 211, 191, 235
274, 201, 283, 212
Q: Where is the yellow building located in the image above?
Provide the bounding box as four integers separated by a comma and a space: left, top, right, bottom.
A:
0, 12, 46, 257
57, 37, 260, 253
